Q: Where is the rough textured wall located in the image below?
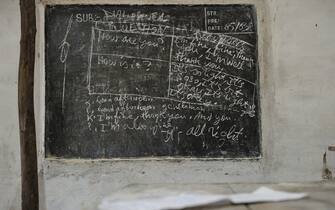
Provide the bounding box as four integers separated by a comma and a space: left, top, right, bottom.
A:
0, 0, 335, 210
268, 0, 335, 180
0, 0, 21, 210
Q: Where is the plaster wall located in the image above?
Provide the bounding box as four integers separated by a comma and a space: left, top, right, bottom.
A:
0, 0, 335, 209
0, 1, 21, 210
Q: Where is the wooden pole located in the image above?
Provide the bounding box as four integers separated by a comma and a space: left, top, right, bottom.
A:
18, 0, 39, 209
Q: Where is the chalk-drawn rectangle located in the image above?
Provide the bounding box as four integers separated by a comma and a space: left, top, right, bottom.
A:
92, 28, 172, 61
89, 53, 169, 96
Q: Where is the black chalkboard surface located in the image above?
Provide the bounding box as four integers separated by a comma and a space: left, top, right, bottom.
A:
45, 5, 261, 158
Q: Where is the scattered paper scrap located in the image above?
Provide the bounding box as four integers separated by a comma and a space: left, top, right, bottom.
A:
99, 187, 307, 210
229, 187, 307, 204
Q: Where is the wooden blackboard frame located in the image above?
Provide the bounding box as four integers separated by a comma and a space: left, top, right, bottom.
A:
46, 4, 259, 158
36, 0, 266, 162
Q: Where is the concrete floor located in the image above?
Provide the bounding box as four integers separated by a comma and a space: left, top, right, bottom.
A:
106, 181, 335, 210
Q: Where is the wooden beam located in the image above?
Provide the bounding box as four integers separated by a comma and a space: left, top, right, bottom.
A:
18, 0, 39, 210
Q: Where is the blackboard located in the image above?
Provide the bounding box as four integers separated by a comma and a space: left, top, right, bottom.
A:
45, 5, 261, 158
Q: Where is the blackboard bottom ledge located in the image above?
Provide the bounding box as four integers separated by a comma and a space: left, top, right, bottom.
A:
44, 156, 262, 162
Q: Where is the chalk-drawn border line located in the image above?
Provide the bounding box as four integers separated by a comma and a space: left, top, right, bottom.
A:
87, 26, 95, 95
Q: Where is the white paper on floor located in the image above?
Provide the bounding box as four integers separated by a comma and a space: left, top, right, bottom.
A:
99, 187, 307, 210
